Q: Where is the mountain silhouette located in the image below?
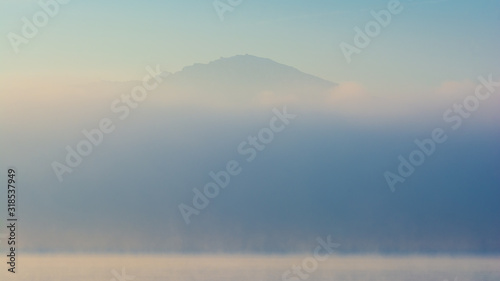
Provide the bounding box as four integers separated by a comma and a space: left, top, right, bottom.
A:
159, 54, 337, 106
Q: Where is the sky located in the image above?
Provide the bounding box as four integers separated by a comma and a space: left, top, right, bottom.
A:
0, 0, 499, 254
1, 0, 499, 88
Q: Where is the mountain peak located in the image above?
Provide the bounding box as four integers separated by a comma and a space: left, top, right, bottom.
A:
172, 54, 335, 88
158, 55, 337, 106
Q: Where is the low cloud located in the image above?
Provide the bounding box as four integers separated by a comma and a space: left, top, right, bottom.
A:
435, 79, 477, 97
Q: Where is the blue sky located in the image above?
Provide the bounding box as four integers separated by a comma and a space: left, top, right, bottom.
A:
1, 0, 499, 89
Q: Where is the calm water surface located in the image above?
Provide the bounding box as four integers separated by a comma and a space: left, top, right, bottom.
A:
3, 255, 499, 281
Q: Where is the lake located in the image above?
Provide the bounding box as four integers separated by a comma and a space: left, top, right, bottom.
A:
4, 254, 499, 281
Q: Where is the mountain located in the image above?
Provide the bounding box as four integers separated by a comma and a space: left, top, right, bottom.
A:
158, 54, 337, 106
